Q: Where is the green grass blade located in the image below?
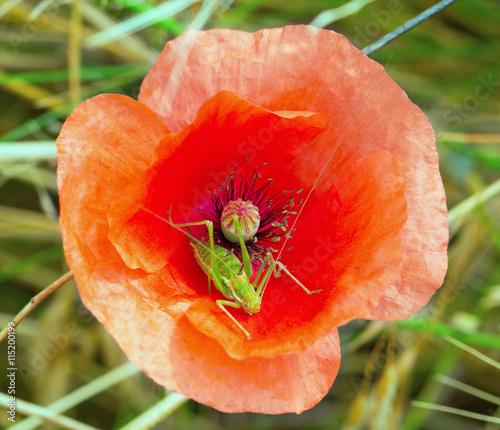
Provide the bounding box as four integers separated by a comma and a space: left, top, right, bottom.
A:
118, 392, 188, 430
84, 0, 197, 49
11, 363, 139, 430
110, 0, 185, 34
0, 244, 63, 284
28, 0, 64, 20
0, 206, 60, 241
448, 178, 500, 230
189, 0, 232, 30
0, 109, 67, 143
0, 142, 56, 161
0, 64, 146, 85
442, 140, 500, 171
0, 72, 144, 142
397, 320, 500, 350
411, 401, 500, 424
0, 0, 23, 18
444, 335, 500, 370
436, 374, 500, 406
310, 0, 375, 28
0, 392, 99, 430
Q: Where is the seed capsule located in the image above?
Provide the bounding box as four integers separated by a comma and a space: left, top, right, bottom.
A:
221, 198, 261, 243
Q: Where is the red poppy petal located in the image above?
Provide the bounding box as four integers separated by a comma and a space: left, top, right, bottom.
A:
107, 91, 329, 274
185, 150, 406, 359
105, 90, 406, 359
139, 25, 448, 320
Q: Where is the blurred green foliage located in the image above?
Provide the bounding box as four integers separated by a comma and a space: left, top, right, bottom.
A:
1, 0, 499, 429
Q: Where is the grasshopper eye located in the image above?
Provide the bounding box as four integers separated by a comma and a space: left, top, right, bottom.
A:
243, 301, 254, 314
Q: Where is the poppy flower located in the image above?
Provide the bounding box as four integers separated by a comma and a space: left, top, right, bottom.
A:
56, 25, 448, 414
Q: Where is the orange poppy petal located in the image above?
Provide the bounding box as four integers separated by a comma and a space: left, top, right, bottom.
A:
160, 317, 340, 414
56, 93, 199, 303
57, 94, 169, 289
57, 25, 449, 414
139, 25, 448, 320
75, 268, 340, 415
56, 92, 341, 410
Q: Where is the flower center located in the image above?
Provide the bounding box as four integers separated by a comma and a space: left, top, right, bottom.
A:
221, 198, 260, 243
198, 162, 303, 257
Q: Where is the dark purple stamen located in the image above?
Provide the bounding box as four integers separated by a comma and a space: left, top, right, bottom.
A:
198, 163, 302, 255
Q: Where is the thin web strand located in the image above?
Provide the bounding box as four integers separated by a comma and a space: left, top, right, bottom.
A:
261, 54, 393, 298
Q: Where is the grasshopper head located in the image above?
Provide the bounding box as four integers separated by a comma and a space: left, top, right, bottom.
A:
231, 275, 261, 314
242, 293, 261, 314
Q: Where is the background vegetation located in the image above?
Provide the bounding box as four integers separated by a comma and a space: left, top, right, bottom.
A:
1, 0, 499, 428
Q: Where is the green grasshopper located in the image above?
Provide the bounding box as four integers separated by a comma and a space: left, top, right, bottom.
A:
168, 210, 321, 339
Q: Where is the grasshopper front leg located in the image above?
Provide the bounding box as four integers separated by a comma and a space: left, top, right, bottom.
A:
230, 215, 253, 280
216, 299, 251, 339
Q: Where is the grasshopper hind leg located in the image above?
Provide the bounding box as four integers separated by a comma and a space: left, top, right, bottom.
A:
216, 300, 251, 339
168, 208, 217, 294
274, 260, 322, 295
256, 252, 322, 296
